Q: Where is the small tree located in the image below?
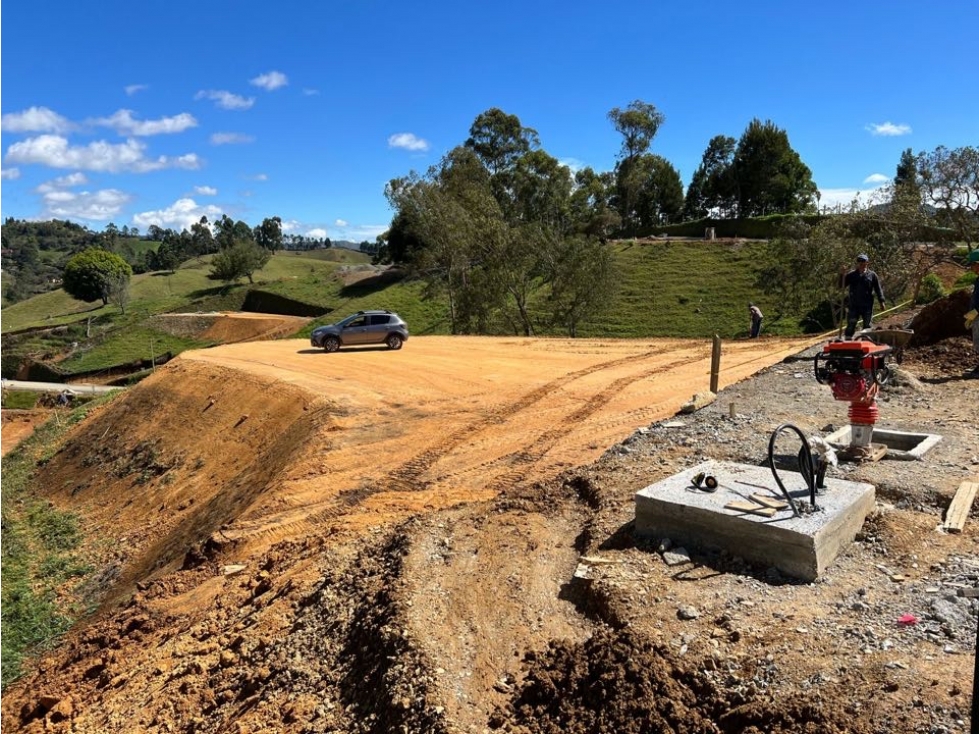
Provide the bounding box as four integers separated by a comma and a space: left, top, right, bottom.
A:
208, 241, 271, 284
62, 248, 132, 305
106, 271, 131, 313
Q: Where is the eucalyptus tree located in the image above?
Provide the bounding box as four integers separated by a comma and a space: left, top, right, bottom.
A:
628, 154, 684, 227
254, 216, 283, 252
733, 119, 818, 217
544, 234, 617, 337
214, 215, 255, 250
683, 135, 737, 220
607, 100, 667, 230
387, 109, 619, 336
465, 108, 540, 175
385, 147, 507, 333
190, 216, 215, 257
569, 167, 620, 241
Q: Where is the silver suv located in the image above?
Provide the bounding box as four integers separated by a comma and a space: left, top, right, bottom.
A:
310, 310, 409, 352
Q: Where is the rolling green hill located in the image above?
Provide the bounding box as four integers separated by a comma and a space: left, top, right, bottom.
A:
1, 239, 811, 380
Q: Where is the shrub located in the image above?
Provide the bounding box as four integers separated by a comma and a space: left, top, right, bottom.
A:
916, 273, 946, 304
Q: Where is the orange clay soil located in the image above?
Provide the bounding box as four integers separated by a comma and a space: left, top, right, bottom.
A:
4, 332, 870, 734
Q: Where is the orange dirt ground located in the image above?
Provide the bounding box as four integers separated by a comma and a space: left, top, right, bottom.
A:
2, 328, 975, 734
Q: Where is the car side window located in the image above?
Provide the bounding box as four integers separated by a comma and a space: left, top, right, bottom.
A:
347, 316, 367, 328
369, 315, 391, 326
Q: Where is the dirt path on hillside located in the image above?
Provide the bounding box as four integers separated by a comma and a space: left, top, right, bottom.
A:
1, 409, 49, 454
3, 332, 975, 734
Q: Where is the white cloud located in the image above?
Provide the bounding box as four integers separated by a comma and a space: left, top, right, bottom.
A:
125, 84, 148, 96
1, 106, 73, 134
92, 109, 198, 136
132, 198, 224, 232
41, 187, 131, 221
559, 157, 585, 176
334, 218, 348, 227
305, 228, 328, 239
388, 133, 430, 152
866, 122, 912, 137
336, 224, 387, 241
279, 219, 302, 233
194, 185, 217, 196
250, 71, 288, 91
863, 173, 889, 184
247, 173, 268, 181
35, 172, 89, 192
1, 167, 21, 180
817, 186, 887, 212
194, 90, 256, 110
302, 88, 320, 96
210, 132, 255, 145
5, 134, 201, 173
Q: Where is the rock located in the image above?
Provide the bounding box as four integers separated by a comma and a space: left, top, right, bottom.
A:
680, 391, 716, 414
677, 605, 700, 620
662, 548, 691, 566
49, 697, 73, 722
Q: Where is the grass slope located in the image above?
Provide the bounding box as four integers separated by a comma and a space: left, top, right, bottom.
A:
2, 240, 812, 377
575, 239, 793, 339
1, 400, 111, 688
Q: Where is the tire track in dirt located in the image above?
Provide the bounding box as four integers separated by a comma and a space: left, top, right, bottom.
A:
423, 352, 703, 497
216, 344, 684, 543
181, 336, 817, 551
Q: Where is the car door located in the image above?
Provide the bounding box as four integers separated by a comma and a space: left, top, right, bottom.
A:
341, 315, 369, 345
366, 314, 392, 344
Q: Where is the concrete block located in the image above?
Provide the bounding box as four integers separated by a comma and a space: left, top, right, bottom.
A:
825, 426, 942, 460
634, 460, 875, 581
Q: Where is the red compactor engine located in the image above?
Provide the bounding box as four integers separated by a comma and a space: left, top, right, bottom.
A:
814, 338, 893, 459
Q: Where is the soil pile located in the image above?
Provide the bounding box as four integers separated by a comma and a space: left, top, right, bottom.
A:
908, 290, 970, 346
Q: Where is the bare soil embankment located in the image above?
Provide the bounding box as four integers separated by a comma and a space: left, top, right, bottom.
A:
2, 331, 976, 734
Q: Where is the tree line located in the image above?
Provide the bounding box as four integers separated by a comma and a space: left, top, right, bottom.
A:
1, 214, 334, 305
761, 145, 978, 327
378, 102, 976, 335
377, 103, 821, 335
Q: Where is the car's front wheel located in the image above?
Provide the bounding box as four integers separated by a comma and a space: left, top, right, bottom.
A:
323, 336, 340, 353
386, 334, 403, 350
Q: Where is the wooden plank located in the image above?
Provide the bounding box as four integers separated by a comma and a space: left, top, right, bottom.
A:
724, 500, 777, 517
749, 493, 790, 510
944, 480, 979, 533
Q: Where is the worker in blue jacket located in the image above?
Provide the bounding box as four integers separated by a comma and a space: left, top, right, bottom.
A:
840, 253, 885, 338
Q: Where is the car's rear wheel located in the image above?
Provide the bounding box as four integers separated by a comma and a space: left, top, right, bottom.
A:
386, 334, 403, 350
323, 336, 340, 353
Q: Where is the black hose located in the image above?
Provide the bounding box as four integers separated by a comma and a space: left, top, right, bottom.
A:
767, 423, 818, 516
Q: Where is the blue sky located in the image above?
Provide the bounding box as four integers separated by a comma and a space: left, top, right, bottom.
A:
2, 0, 976, 243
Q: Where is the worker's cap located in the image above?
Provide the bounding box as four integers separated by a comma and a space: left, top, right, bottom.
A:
967, 249, 979, 264
856, 253, 869, 262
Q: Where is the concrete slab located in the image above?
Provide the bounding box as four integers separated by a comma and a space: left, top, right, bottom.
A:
634, 460, 875, 581
825, 426, 942, 460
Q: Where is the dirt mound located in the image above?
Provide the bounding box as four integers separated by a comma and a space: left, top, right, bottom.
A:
908, 289, 970, 346
491, 628, 865, 734
150, 312, 310, 344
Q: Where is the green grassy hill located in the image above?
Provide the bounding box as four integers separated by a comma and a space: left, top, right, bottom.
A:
1, 239, 809, 380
